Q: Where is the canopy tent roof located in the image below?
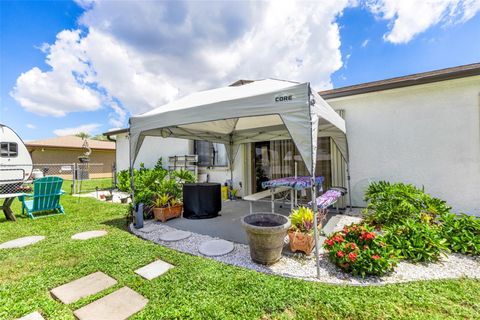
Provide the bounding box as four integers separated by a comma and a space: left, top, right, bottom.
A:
129, 79, 347, 175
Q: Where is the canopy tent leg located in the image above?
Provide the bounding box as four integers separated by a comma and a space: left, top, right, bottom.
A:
128, 132, 136, 211
311, 177, 321, 279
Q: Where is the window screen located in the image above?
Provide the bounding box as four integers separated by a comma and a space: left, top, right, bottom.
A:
0, 142, 18, 157
194, 141, 228, 167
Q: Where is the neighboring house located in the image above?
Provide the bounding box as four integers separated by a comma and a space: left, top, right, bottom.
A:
26, 136, 115, 179
105, 63, 480, 215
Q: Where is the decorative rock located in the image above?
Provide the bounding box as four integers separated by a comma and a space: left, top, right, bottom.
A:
198, 239, 234, 257
17, 311, 45, 320
158, 230, 191, 242
0, 236, 45, 249
71, 230, 107, 240
50, 271, 117, 304
73, 287, 148, 320
135, 259, 174, 280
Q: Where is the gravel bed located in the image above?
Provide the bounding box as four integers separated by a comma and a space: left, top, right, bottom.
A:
130, 217, 480, 286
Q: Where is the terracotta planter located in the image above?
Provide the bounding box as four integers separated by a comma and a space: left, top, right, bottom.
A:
288, 230, 315, 255
153, 205, 183, 222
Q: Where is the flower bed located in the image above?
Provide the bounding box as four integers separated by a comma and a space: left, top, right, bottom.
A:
323, 181, 480, 277
323, 224, 397, 277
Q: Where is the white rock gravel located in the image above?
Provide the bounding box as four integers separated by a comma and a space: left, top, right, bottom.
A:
130, 219, 480, 286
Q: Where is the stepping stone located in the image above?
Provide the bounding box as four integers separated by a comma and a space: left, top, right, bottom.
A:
158, 230, 191, 242
71, 230, 107, 240
198, 239, 234, 256
138, 223, 158, 233
321, 214, 343, 236
17, 312, 44, 320
74, 287, 148, 320
135, 259, 174, 280
50, 271, 117, 304
0, 236, 45, 249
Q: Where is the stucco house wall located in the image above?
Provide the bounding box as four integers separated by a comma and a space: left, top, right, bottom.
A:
115, 134, 192, 170
328, 76, 480, 215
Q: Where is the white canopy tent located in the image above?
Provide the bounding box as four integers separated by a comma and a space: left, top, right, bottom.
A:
129, 79, 350, 277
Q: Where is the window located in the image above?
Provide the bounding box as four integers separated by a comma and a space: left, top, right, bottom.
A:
0, 142, 18, 158
194, 141, 228, 167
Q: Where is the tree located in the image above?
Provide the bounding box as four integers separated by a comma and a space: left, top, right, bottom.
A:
75, 132, 91, 139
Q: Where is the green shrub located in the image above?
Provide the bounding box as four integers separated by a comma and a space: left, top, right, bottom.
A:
323, 223, 397, 277
115, 158, 196, 212
439, 213, 480, 255
383, 219, 448, 262
290, 206, 314, 234
363, 181, 451, 227
117, 169, 131, 192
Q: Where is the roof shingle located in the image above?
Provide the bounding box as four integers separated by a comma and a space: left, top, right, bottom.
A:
26, 136, 115, 150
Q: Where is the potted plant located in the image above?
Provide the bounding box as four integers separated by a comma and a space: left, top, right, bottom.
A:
230, 188, 238, 200
104, 190, 113, 202
288, 206, 323, 255
152, 193, 183, 222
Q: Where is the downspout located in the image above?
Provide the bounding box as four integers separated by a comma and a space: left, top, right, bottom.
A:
345, 137, 353, 212
229, 133, 234, 190
128, 128, 135, 209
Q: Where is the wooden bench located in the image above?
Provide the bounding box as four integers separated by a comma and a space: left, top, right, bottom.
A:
243, 187, 290, 214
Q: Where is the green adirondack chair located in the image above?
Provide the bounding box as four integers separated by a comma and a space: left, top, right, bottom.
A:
19, 176, 65, 219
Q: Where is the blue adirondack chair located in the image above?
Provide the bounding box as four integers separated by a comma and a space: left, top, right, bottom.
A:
19, 176, 65, 219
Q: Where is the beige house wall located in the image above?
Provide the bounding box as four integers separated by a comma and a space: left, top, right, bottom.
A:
27, 147, 115, 179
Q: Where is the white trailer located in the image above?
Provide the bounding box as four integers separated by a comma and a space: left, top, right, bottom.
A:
0, 124, 33, 195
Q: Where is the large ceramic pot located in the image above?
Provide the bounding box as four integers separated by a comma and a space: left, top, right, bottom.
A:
241, 213, 291, 265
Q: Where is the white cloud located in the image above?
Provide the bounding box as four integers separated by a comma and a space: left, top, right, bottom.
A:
11, 30, 102, 117
53, 123, 101, 136
366, 0, 480, 44
26, 123, 36, 129
12, 0, 354, 123
11, 0, 480, 126
361, 39, 370, 47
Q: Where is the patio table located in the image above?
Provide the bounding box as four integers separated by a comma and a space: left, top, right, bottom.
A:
0, 193, 25, 222
261, 176, 324, 213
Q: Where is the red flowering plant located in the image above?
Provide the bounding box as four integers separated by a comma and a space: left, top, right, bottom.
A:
323, 223, 398, 277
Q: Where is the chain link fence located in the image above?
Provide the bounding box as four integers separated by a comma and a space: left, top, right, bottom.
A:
32, 162, 114, 194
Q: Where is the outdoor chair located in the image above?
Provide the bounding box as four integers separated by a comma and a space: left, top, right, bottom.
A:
18, 176, 65, 219
309, 187, 348, 212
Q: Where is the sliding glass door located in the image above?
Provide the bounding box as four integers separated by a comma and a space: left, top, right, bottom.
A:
251, 138, 332, 193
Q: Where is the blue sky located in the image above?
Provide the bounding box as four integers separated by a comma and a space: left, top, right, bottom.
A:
1, 1, 479, 141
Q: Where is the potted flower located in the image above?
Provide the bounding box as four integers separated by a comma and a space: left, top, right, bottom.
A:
152, 193, 183, 222
104, 190, 113, 202
288, 206, 323, 255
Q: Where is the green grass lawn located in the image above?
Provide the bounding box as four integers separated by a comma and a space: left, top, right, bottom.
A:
0, 196, 479, 319
62, 178, 113, 194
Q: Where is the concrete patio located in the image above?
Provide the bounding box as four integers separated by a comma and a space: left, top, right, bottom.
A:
163, 199, 348, 244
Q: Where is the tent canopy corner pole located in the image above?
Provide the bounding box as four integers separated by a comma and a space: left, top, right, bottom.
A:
128, 131, 136, 207
308, 84, 321, 279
